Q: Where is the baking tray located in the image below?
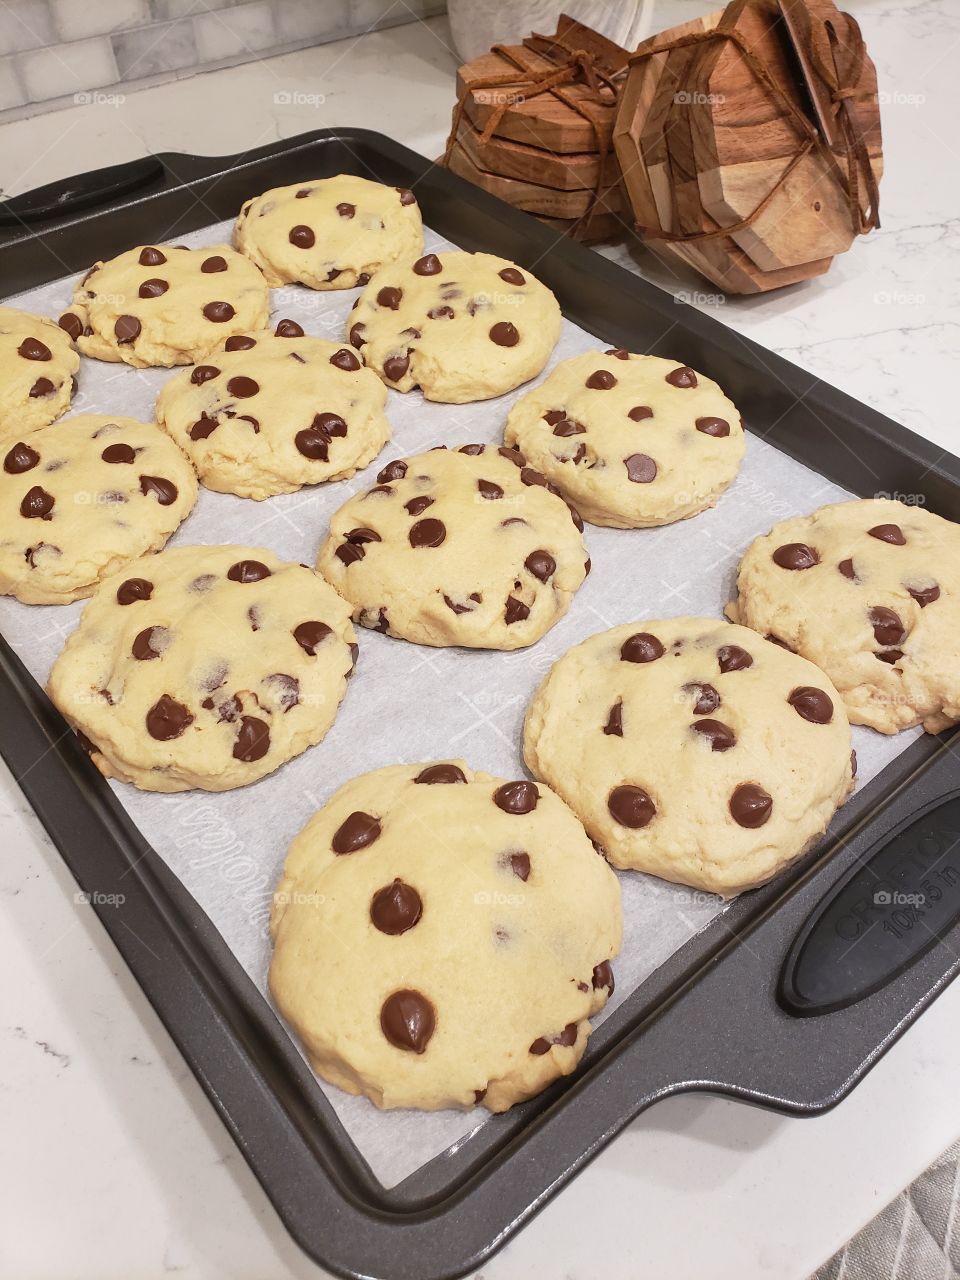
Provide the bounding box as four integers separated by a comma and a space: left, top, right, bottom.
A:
2, 129, 960, 1280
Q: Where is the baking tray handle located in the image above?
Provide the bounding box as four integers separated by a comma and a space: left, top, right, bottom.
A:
0, 156, 165, 226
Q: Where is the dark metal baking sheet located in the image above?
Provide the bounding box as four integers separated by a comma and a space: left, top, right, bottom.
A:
1, 129, 959, 1280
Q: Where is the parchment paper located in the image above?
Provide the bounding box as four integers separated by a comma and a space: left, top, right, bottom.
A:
0, 220, 919, 1187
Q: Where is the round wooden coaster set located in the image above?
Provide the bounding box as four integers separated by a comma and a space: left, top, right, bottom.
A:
441, 0, 883, 293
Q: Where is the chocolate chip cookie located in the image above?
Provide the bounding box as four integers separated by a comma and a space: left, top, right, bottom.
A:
524, 618, 853, 896
155, 320, 391, 500
58, 244, 269, 368
729, 498, 960, 733
0, 306, 80, 442
48, 545, 358, 791
234, 174, 423, 289
504, 350, 745, 527
347, 251, 561, 402
0, 414, 197, 605
317, 444, 589, 649
269, 760, 622, 1111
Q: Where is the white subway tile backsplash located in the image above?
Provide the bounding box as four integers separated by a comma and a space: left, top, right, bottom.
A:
193, 2, 276, 62
50, 0, 151, 43
17, 35, 117, 101
111, 18, 196, 78
0, 56, 27, 110
0, 0, 447, 119
273, 0, 350, 45
0, 0, 57, 54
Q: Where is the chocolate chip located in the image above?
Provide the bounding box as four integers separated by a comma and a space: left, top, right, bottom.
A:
378, 459, 407, 483
838, 558, 856, 580
620, 632, 664, 663
592, 961, 614, 993
293, 620, 332, 655
608, 784, 656, 828
606, 348, 630, 360
286, 223, 316, 249
102, 443, 136, 464
139, 247, 166, 266
132, 626, 165, 660
227, 375, 259, 398
730, 782, 772, 827
586, 369, 616, 390
603, 700, 623, 736
692, 719, 735, 751
907, 581, 940, 607
314, 411, 347, 437
117, 577, 153, 605
629, 405, 654, 421
383, 352, 410, 382
505, 596, 529, 624
138, 278, 168, 299
494, 780, 538, 814
203, 302, 235, 323
295, 188, 312, 198
413, 254, 442, 275
773, 543, 819, 570
139, 475, 178, 505
504, 851, 530, 881
336, 527, 381, 565
381, 989, 435, 1053
405, 495, 433, 516
766, 633, 795, 652
497, 267, 524, 286
444, 592, 480, 614
270, 318, 303, 339
553, 418, 585, 436
349, 322, 367, 349
868, 523, 906, 544
18, 336, 51, 361
499, 446, 525, 468
377, 286, 402, 309
427, 304, 454, 320
262, 672, 299, 712
58, 313, 82, 342
870, 605, 906, 646
332, 811, 381, 854
520, 466, 547, 488
489, 321, 519, 347
371, 880, 422, 935
876, 649, 903, 664
4, 442, 39, 474
189, 415, 218, 441
414, 763, 466, 784
233, 716, 270, 762
20, 486, 54, 519
227, 560, 271, 585
524, 550, 556, 582
294, 425, 329, 460
529, 1023, 578, 1055
336, 201, 355, 219
684, 681, 720, 714
666, 366, 697, 388
191, 364, 219, 385
624, 453, 657, 483
114, 315, 141, 345
788, 686, 834, 723
225, 335, 255, 351
200, 255, 228, 272
477, 479, 503, 500
146, 694, 193, 741
696, 416, 730, 437
409, 517, 445, 548
330, 348, 361, 372
851, 749, 858, 776
397, 188, 417, 205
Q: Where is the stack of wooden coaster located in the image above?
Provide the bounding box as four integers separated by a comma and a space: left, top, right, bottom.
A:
443, 14, 630, 242
613, 0, 883, 292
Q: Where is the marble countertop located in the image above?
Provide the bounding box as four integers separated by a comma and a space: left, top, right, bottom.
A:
2, 6, 959, 1278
